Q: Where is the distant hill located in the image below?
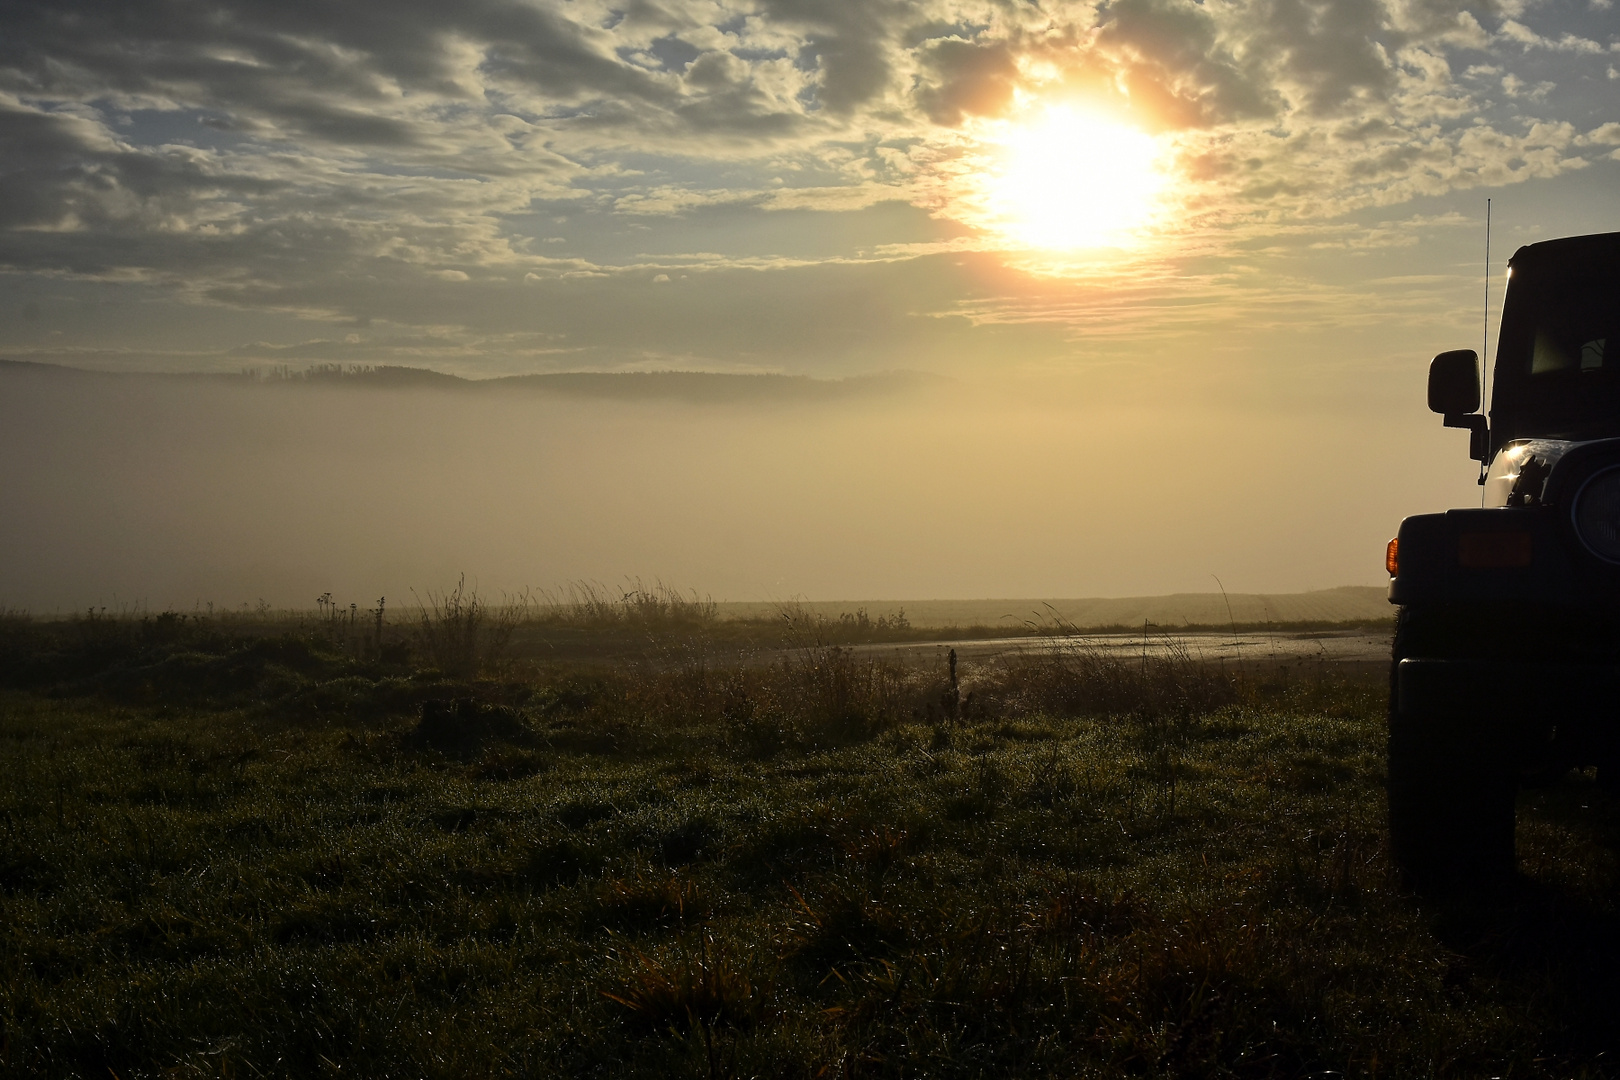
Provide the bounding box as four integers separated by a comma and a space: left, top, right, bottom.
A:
0, 360, 939, 402
716, 586, 1391, 629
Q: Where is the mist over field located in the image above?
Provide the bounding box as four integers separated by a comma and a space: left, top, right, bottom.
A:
0, 360, 1473, 613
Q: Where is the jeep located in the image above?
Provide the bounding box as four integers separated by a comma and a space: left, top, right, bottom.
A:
1387, 230, 1620, 885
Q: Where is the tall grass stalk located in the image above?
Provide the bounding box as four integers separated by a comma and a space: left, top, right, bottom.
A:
536, 578, 718, 633
996, 609, 1247, 722
411, 575, 527, 679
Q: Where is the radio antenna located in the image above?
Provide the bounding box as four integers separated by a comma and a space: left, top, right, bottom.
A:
1478, 198, 1492, 494
1483, 197, 1491, 372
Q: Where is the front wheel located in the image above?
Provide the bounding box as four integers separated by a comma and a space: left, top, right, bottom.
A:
1388, 607, 1517, 888
1387, 709, 1515, 887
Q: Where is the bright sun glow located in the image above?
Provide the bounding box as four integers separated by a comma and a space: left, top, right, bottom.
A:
983, 105, 1168, 252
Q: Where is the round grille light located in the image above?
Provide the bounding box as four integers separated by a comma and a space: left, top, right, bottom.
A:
1574, 466, 1620, 562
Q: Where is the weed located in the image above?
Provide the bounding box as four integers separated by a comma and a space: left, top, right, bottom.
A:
539, 578, 719, 633
411, 575, 526, 679
603, 935, 758, 1077
774, 601, 913, 645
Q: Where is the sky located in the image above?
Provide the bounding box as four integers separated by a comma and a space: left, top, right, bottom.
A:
1, 0, 1617, 608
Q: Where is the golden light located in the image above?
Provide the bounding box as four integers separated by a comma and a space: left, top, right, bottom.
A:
979, 105, 1169, 252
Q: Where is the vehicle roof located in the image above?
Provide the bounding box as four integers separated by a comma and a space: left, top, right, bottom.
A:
1509, 231, 1620, 269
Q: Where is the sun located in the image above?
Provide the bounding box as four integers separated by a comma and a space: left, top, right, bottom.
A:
979, 105, 1169, 252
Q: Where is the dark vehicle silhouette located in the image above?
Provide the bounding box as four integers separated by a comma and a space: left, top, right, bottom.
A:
1387, 231, 1620, 886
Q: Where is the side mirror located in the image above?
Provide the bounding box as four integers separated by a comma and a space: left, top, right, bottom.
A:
1429, 349, 1488, 464
1428, 349, 1480, 415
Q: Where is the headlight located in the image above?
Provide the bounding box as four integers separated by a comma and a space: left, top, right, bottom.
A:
1573, 466, 1620, 562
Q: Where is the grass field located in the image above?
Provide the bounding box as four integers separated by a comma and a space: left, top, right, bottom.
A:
2, 607, 1618, 1077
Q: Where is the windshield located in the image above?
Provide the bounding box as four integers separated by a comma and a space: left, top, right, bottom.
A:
1491, 238, 1620, 443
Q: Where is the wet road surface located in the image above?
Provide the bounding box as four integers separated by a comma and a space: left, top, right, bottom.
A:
836, 628, 1393, 675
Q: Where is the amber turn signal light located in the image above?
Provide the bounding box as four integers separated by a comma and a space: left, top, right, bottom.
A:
1385, 537, 1399, 576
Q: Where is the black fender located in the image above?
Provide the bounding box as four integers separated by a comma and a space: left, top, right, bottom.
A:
1388, 507, 1584, 607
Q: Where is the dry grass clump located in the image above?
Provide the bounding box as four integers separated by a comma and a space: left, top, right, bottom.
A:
599, 644, 935, 754
983, 638, 1247, 722
775, 643, 917, 739
538, 578, 719, 633
594, 869, 708, 934
524, 626, 1259, 760
773, 600, 914, 644
603, 934, 759, 1035
411, 575, 527, 679
602, 934, 762, 1078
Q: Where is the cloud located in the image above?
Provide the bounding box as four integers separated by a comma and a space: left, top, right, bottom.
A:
1579, 122, 1620, 145
0, 0, 1614, 373
758, 0, 909, 115
0, 96, 278, 239
0, 0, 664, 128
1090, 0, 1279, 127
915, 38, 1020, 126
1498, 20, 1608, 53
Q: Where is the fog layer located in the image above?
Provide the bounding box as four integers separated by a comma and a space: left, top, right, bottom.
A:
0, 363, 1475, 612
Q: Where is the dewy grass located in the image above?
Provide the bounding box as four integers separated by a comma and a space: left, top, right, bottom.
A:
1, 615, 1618, 1076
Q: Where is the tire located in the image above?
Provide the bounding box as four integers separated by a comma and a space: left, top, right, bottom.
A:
1387, 607, 1517, 889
